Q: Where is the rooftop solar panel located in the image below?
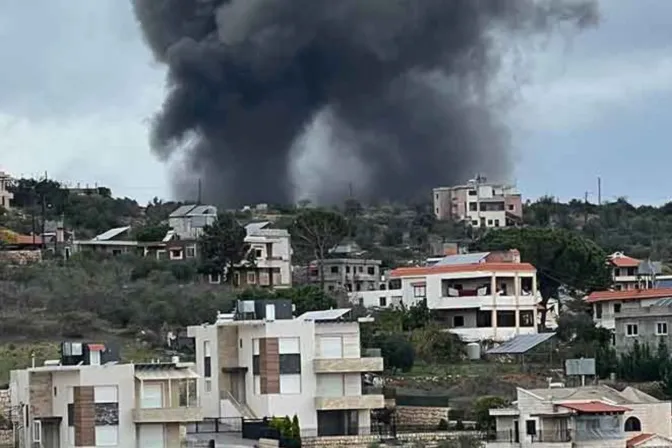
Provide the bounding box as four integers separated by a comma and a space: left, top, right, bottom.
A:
486, 332, 555, 355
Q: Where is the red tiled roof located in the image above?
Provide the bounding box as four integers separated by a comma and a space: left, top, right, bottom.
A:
14, 235, 43, 245
390, 262, 535, 278
558, 401, 631, 414
586, 288, 672, 303
627, 433, 655, 447
610, 256, 641, 268
87, 344, 106, 352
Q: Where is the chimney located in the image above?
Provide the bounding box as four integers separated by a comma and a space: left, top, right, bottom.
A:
510, 249, 521, 263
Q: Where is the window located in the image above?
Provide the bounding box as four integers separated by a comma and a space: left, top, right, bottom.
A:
204, 341, 211, 357
494, 219, 500, 227
54, 387, 57, 397
657, 322, 668, 335
280, 374, 302, 394
367, 266, 375, 275
469, 202, 478, 211
358, 266, 364, 273
453, 316, 464, 327
626, 323, 638, 337
279, 337, 300, 354
111, 249, 122, 256
233, 272, 240, 286
94, 386, 118, 403
255, 248, 263, 258
32, 420, 42, 443
487, 219, 493, 226
205, 379, 212, 393
520, 310, 534, 327
468, 190, 477, 196
525, 420, 536, 435
204, 357, 212, 377
95, 426, 118, 446
508, 204, 515, 211
346, 266, 351, 273
186, 246, 196, 258
413, 284, 426, 298
208, 273, 221, 284
247, 271, 256, 284
328, 285, 335, 291
477, 311, 492, 328
472, 220, 478, 226
170, 249, 182, 259
389, 279, 402, 290
330, 266, 339, 274
259, 271, 270, 286
595, 303, 603, 319
379, 297, 387, 307
239, 339, 243, 349
624, 417, 641, 432
614, 303, 621, 313
497, 311, 516, 328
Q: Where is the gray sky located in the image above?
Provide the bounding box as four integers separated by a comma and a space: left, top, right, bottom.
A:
1, 0, 671, 205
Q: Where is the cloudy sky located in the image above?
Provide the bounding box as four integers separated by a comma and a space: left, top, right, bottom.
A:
0, 0, 670, 205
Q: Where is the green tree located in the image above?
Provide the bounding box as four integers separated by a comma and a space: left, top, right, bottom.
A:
378, 333, 415, 373
475, 227, 612, 326
135, 224, 170, 242
199, 213, 250, 281
473, 396, 508, 430
236, 285, 338, 316
289, 209, 348, 289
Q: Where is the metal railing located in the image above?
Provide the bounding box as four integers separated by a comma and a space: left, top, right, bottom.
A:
486, 430, 519, 443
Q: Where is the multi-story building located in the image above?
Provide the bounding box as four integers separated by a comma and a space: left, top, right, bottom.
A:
433, 178, 522, 227
309, 258, 383, 293
614, 304, 672, 355
351, 250, 540, 342
10, 341, 201, 448
187, 300, 385, 437
608, 252, 672, 291
0, 171, 13, 209
586, 288, 672, 330
487, 384, 672, 448
168, 205, 218, 240
234, 222, 292, 289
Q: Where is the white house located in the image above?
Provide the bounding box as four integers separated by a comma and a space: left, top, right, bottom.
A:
238, 222, 293, 288
187, 302, 384, 437
10, 343, 201, 448
351, 250, 541, 342
168, 205, 218, 240
487, 385, 672, 448
587, 288, 672, 330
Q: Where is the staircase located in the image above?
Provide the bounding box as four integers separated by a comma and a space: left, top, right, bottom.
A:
222, 391, 257, 419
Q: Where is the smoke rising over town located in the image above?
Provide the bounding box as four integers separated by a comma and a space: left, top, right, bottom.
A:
132, 0, 597, 206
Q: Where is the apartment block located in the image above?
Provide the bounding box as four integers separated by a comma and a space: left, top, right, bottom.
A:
309, 258, 383, 293
587, 288, 672, 330
433, 179, 522, 227
608, 252, 672, 291
487, 385, 672, 448
10, 342, 201, 448
187, 301, 384, 437
0, 171, 12, 209
234, 222, 292, 288
351, 250, 540, 342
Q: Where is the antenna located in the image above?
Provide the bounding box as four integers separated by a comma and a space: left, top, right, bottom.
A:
197, 179, 202, 205
597, 177, 602, 205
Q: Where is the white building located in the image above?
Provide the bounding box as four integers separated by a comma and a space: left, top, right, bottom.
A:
608, 252, 672, 291
433, 178, 523, 228
351, 251, 541, 342
168, 205, 218, 240
237, 222, 293, 288
0, 171, 13, 209
187, 302, 384, 437
587, 287, 672, 330
10, 342, 201, 448
487, 385, 672, 448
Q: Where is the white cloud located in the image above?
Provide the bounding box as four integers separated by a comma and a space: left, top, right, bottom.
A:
514, 48, 672, 132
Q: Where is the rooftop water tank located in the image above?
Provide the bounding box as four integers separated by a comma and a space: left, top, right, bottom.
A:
466, 342, 481, 360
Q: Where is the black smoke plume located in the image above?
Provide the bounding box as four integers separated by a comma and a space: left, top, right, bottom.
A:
133, 0, 597, 206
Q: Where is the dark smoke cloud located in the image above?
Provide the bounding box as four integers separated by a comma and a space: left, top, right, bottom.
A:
132, 0, 597, 206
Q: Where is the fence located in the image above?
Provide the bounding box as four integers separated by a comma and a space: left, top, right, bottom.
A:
187, 417, 242, 434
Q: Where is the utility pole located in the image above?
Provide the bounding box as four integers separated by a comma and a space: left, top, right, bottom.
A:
584, 191, 589, 225
197, 179, 202, 205
597, 177, 602, 206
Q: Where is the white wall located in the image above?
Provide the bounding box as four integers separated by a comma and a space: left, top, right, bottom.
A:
187, 324, 219, 418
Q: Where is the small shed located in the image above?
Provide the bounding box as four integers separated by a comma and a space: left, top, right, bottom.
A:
485, 332, 557, 368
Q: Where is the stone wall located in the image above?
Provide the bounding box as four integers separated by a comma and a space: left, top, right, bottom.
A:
395, 406, 449, 427
0, 389, 13, 446
302, 431, 484, 448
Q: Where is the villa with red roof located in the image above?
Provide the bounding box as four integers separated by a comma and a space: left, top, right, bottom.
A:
609, 251, 672, 291
487, 384, 672, 448
586, 288, 672, 330
349, 249, 550, 342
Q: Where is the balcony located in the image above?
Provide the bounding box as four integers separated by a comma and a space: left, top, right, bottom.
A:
133, 406, 203, 423
314, 395, 385, 411
313, 357, 384, 373
531, 429, 572, 444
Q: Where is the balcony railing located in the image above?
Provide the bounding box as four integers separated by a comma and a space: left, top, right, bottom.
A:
133, 406, 203, 423
531, 429, 572, 443
313, 357, 384, 373
314, 395, 384, 411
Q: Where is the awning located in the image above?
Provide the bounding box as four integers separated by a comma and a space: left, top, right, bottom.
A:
135, 368, 199, 381
87, 344, 105, 352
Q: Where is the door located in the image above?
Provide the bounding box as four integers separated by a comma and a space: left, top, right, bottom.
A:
318, 337, 343, 359
513, 419, 520, 443
266, 303, 276, 321
138, 424, 165, 448
142, 384, 163, 409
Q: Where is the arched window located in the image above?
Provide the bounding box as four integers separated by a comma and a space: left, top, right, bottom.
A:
625, 417, 641, 432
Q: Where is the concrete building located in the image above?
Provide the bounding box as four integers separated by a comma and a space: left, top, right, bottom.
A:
187, 302, 384, 437
350, 250, 541, 342
309, 258, 383, 293
608, 252, 672, 291
487, 385, 672, 448
10, 342, 201, 448
433, 178, 522, 227
0, 171, 13, 209
614, 304, 672, 355
168, 205, 218, 240
586, 288, 672, 330
234, 222, 292, 289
